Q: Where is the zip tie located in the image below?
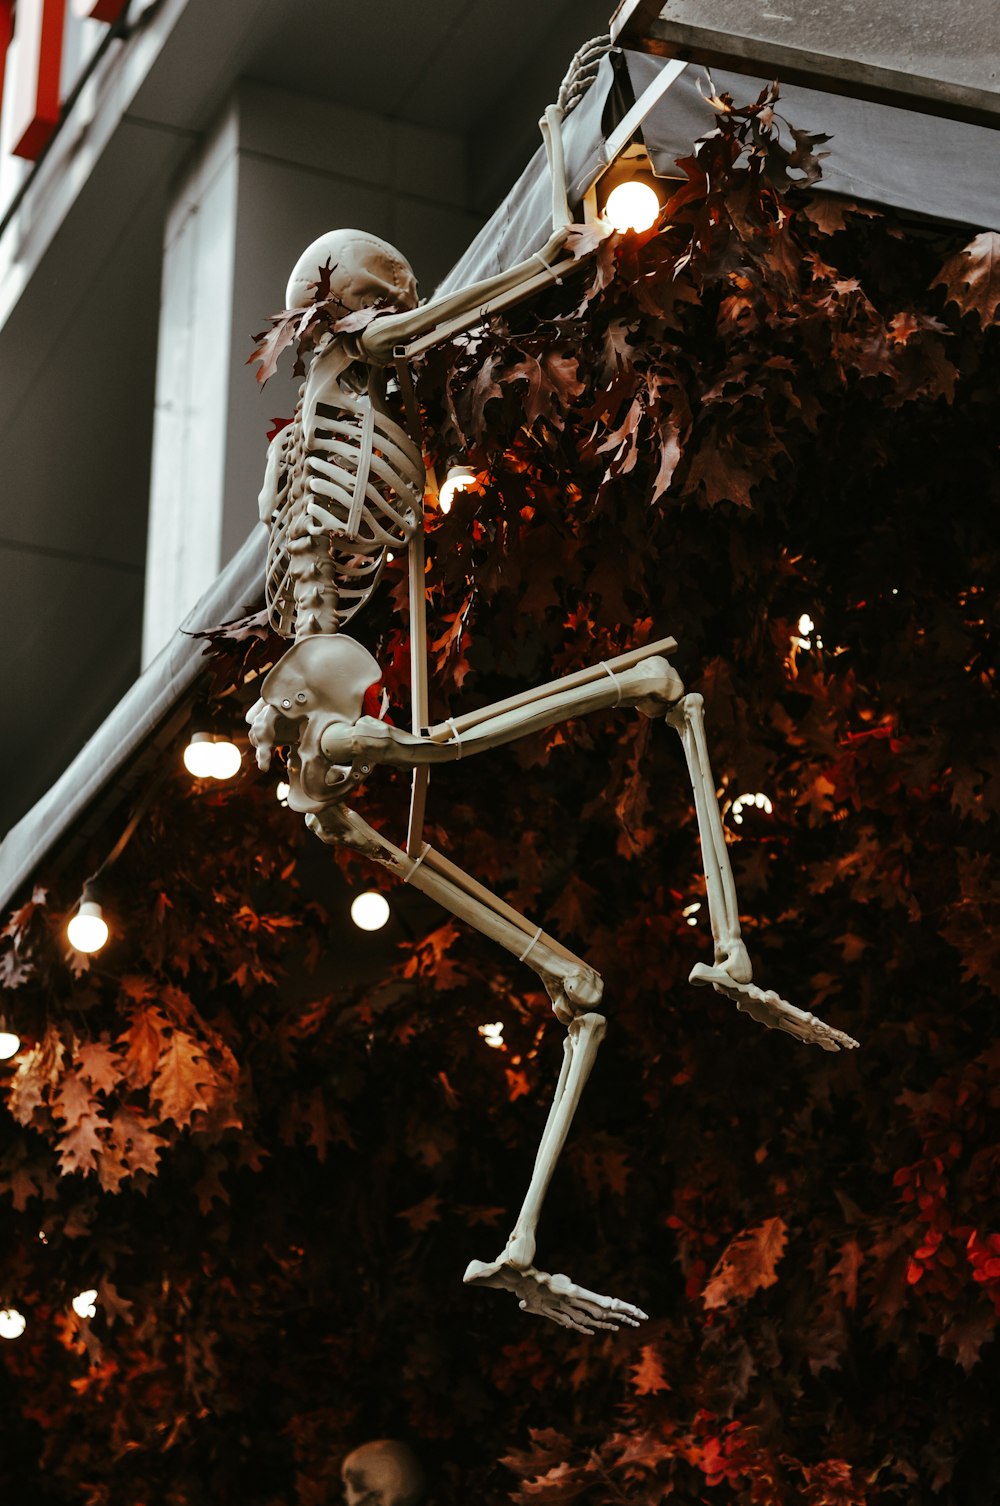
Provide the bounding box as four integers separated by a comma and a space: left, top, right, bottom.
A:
447, 718, 464, 759
598, 661, 624, 706
403, 842, 431, 883
518, 924, 544, 963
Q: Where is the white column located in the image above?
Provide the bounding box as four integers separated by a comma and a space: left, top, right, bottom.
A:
141, 105, 239, 665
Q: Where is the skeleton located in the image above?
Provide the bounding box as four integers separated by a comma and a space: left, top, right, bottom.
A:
341, 1439, 424, 1506
246, 38, 858, 1336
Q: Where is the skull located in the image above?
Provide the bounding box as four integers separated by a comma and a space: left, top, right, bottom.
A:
341, 1439, 425, 1506
285, 230, 419, 315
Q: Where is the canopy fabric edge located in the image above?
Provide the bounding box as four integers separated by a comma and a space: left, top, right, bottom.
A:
0, 529, 267, 913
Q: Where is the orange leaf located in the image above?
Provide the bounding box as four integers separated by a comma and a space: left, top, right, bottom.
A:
702, 1216, 788, 1308
630, 1343, 671, 1395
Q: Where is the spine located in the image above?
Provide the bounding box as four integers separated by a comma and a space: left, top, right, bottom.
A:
288, 522, 341, 638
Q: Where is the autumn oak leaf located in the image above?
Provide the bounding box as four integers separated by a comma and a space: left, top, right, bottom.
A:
703, 1216, 788, 1308
630, 1343, 671, 1395
932, 232, 1000, 326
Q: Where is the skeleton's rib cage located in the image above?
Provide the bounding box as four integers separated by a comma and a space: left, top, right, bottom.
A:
261, 350, 425, 641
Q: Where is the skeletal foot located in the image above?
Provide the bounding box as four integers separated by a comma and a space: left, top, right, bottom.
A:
464, 1255, 647, 1335
689, 963, 859, 1052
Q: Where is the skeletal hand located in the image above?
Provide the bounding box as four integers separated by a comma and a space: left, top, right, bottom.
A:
690, 963, 860, 1052
557, 34, 612, 116
245, 698, 283, 771
464, 1256, 646, 1335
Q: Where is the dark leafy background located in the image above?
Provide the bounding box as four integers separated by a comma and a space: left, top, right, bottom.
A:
1, 91, 998, 1505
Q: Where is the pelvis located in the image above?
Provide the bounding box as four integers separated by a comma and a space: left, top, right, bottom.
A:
258, 635, 382, 813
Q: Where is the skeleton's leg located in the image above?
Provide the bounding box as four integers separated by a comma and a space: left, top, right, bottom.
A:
667, 694, 747, 979
307, 805, 647, 1330
464, 1010, 646, 1335
307, 806, 601, 1023
320, 652, 685, 772
503, 1011, 607, 1270
667, 695, 859, 1053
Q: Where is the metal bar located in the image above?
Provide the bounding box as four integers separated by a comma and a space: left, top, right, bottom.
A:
613, 10, 1000, 132
602, 56, 687, 163
424, 635, 678, 741
609, 0, 668, 47
394, 361, 432, 856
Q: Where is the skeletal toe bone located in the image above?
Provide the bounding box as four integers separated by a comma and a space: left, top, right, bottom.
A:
464, 1257, 647, 1335
689, 963, 859, 1051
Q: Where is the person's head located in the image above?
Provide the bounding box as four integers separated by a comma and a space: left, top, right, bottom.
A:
340, 1438, 425, 1506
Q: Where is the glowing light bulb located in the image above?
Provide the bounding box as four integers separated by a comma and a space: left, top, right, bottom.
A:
0, 1031, 20, 1061
730, 792, 774, 826
478, 1022, 505, 1049
0, 1308, 26, 1340
183, 732, 218, 778
797, 613, 815, 637
275, 780, 290, 806
209, 739, 242, 780
351, 891, 390, 931
438, 465, 476, 514
67, 901, 109, 954
72, 1290, 98, 1319
604, 180, 660, 233
185, 733, 241, 779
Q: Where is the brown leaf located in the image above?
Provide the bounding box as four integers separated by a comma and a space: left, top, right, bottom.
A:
397, 1194, 443, 1232
703, 1216, 788, 1308
76, 1038, 123, 1096
110, 1109, 169, 1177
57, 1109, 107, 1177
932, 232, 1000, 326
119, 1005, 171, 1089
150, 1031, 213, 1129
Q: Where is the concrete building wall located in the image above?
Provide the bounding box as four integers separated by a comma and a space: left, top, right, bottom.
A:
141, 80, 482, 665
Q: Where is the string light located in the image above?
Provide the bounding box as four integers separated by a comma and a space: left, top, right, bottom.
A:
791, 612, 823, 652
730, 792, 774, 826
350, 891, 390, 931
275, 780, 290, 807
67, 883, 109, 954
71, 1290, 98, 1320
682, 902, 701, 927
438, 465, 476, 514
604, 179, 660, 233
183, 732, 242, 780
0, 1024, 20, 1060
0, 1308, 26, 1340
478, 1022, 505, 1049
